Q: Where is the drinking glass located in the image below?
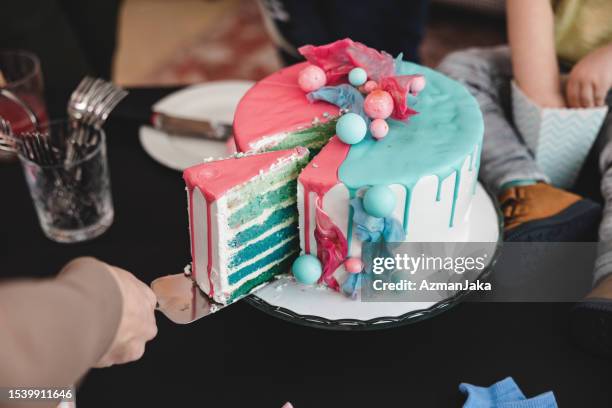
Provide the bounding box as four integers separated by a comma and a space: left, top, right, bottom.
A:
18, 120, 114, 243
0, 51, 48, 160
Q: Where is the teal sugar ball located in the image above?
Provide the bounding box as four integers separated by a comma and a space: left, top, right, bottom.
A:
292, 254, 323, 285
348, 67, 368, 86
336, 112, 367, 145
363, 185, 396, 218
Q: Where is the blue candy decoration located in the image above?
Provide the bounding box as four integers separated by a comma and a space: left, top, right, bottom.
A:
363, 185, 396, 218
348, 67, 367, 86
350, 198, 405, 243
307, 84, 369, 124
292, 254, 322, 285
336, 112, 367, 145
393, 53, 404, 75
342, 273, 362, 299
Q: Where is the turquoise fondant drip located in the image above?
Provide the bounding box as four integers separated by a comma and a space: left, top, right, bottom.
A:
472, 142, 483, 195
346, 188, 358, 254
338, 60, 483, 233
402, 186, 412, 233
449, 169, 461, 227
228, 224, 297, 269
435, 176, 443, 202
228, 204, 296, 248
228, 236, 299, 285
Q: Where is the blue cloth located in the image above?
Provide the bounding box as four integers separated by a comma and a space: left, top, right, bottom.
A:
341, 272, 361, 299
350, 198, 406, 243
307, 84, 369, 124
460, 377, 558, 408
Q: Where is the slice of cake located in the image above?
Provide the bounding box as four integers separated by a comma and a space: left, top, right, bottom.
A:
183, 147, 309, 304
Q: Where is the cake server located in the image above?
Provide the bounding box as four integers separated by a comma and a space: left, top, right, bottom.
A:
151, 271, 226, 324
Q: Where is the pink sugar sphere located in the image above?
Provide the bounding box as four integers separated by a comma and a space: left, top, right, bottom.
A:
344, 257, 364, 274
364, 90, 394, 119
411, 76, 426, 94
298, 64, 326, 92
370, 118, 389, 140
363, 80, 378, 93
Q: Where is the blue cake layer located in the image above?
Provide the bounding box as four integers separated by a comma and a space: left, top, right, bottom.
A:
227, 204, 297, 249
228, 224, 297, 269
228, 236, 300, 285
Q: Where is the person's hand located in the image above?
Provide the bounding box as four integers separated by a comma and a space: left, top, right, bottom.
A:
95, 264, 158, 367
566, 44, 612, 108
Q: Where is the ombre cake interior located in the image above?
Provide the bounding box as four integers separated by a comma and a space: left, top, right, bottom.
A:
183, 147, 309, 304
185, 38, 484, 302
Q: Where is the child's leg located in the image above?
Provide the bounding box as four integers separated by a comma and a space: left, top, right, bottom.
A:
438, 46, 548, 195
571, 93, 612, 357
439, 46, 600, 241
594, 92, 612, 284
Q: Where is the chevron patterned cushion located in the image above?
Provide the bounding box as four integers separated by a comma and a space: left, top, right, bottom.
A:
511, 81, 609, 188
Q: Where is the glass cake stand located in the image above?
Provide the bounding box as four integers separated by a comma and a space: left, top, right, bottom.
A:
243, 182, 503, 331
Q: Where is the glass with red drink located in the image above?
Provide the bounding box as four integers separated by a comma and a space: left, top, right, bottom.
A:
0, 51, 48, 160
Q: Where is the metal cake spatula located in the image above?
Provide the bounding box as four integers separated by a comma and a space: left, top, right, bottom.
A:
151, 272, 225, 324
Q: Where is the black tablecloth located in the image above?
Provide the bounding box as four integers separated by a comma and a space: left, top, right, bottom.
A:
1, 89, 610, 407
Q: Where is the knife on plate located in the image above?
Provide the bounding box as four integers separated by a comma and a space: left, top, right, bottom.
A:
150, 112, 233, 141
112, 91, 233, 141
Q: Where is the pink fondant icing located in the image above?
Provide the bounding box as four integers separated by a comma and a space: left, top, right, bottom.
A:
206, 198, 214, 297
188, 189, 197, 281
233, 63, 339, 153
298, 137, 349, 254
183, 147, 308, 202
314, 200, 347, 291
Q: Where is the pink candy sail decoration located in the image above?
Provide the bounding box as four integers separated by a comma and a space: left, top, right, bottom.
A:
298, 38, 395, 84
314, 198, 348, 291
379, 75, 424, 120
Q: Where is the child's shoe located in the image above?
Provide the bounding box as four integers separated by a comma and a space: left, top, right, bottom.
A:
499, 183, 601, 241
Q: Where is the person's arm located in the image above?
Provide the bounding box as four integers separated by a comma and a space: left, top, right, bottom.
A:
507, 0, 565, 108
0, 257, 157, 387
566, 42, 612, 108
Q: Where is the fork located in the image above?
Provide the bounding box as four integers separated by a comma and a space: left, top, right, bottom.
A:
66, 77, 128, 162
0, 116, 16, 153
19, 131, 60, 166
68, 77, 128, 129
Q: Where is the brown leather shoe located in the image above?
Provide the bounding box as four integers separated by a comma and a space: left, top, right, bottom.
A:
498, 182, 601, 241
499, 183, 582, 231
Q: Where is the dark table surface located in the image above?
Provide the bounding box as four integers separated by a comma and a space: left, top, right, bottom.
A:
1, 88, 611, 407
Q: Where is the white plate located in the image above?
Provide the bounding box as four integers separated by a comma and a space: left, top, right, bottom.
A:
247, 183, 502, 329
139, 81, 254, 171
